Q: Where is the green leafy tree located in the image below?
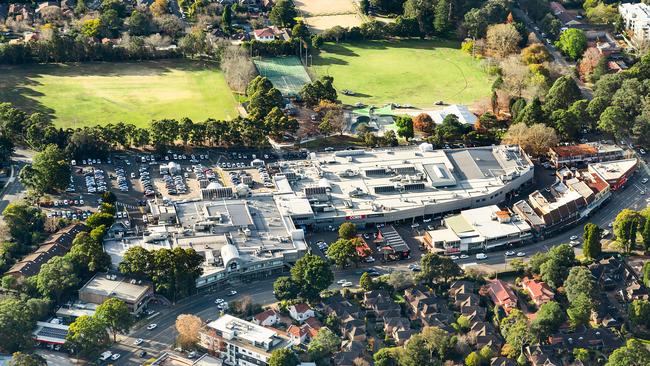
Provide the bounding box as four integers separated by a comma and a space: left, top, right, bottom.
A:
127, 10, 151, 36
567, 293, 592, 328
395, 115, 414, 141
557, 28, 587, 60
531, 301, 565, 340
269, 348, 299, 366
465, 351, 481, 366
269, 0, 297, 28
338, 222, 357, 239
433, 0, 451, 34
582, 223, 602, 260
515, 97, 545, 125
99, 9, 122, 38
573, 348, 590, 363
291, 21, 310, 43
614, 209, 642, 253
19, 144, 70, 193
544, 76, 582, 113
81, 19, 101, 37
36, 256, 78, 302
374, 347, 401, 366
9, 353, 47, 366
273, 276, 299, 301
290, 254, 334, 301
401, 333, 433, 366
222, 5, 232, 30
2, 201, 45, 247
605, 339, 650, 366
564, 266, 597, 303
67, 230, 111, 277
65, 315, 110, 360
383, 130, 398, 146
307, 328, 340, 363
500, 309, 532, 355
0, 298, 37, 353
95, 298, 133, 342
421, 326, 455, 359
359, 272, 374, 291
326, 239, 357, 268
641, 216, 650, 252
598, 106, 629, 139
85, 212, 115, 229
628, 299, 650, 328
418, 253, 462, 284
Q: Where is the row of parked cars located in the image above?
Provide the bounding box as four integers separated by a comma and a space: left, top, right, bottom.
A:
46, 209, 92, 220
257, 165, 274, 188
85, 168, 107, 194
163, 174, 187, 195
194, 165, 216, 181
115, 167, 130, 192
139, 166, 155, 197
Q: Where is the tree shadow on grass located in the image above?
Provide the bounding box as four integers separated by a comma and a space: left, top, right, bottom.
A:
311, 56, 349, 67
0, 59, 217, 122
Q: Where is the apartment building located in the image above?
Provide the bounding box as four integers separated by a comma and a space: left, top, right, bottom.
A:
548, 143, 624, 168
620, 2, 650, 41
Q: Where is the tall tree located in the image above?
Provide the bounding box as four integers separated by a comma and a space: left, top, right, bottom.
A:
395, 115, 414, 141
567, 293, 593, 328
486, 23, 521, 58
582, 223, 602, 260
605, 339, 650, 366
36, 256, 79, 302
0, 298, 37, 353
544, 76, 582, 113
222, 5, 232, 30
269, 348, 299, 366
2, 201, 45, 247
614, 209, 642, 253
19, 144, 70, 193
326, 239, 358, 268
273, 276, 300, 301
418, 253, 462, 284
269, 0, 297, 28
557, 28, 587, 60
564, 266, 596, 303
95, 298, 133, 342
338, 222, 357, 239
433, 0, 451, 34
175, 314, 202, 348
308, 328, 340, 362
65, 315, 110, 360
290, 254, 334, 301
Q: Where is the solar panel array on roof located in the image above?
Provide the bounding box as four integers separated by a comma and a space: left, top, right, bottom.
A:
381, 226, 410, 252
37, 326, 68, 339
365, 168, 387, 176
374, 185, 396, 194
305, 186, 328, 196
284, 171, 297, 180
403, 183, 425, 191
394, 167, 417, 175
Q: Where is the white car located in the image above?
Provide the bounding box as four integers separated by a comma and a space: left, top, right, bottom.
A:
228, 290, 237, 296
410, 223, 420, 228
342, 282, 354, 287
516, 252, 526, 257
476, 253, 487, 260
450, 255, 459, 260
570, 235, 579, 241
111, 354, 121, 361
569, 240, 580, 247
134, 338, 144, 345
505, 251, 515, 256
99, 351, 112, 361
147, 323, 158, 330
336, 279, 348, 284
460, 254, 469, 259
215, 298, 224, 304
642, 178, 648, 184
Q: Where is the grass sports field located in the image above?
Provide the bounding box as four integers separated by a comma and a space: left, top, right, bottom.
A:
0, 60, 238, 128
310, 39, 493, 107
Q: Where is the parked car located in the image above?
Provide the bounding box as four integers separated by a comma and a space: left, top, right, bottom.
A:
476, 253, 487, 260
147, 323, 158, 330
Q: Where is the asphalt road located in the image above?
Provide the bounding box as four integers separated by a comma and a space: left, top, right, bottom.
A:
0, 149, 33, 215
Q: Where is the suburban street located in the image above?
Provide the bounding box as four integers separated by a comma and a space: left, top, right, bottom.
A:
0, 149, 33, 215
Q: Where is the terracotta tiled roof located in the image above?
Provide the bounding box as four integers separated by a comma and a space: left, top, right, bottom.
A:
292, 303, 311, 314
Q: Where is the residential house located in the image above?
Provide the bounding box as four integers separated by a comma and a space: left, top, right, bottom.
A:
550, 1, 582, 26
591, 299, 620, 328
341, 315, 366, 342
461, 306, 487, 322
525, 345, 562, 366
449, 280, 477, 300
252, 26, 288, 42
491, 357, 517, 366
521, 277, 554, 305
549, 327, 623, 352
289, 303, 314, 323
485, 279, 518, 313
333, 340, 367, 366
619, 2, 650, 42
364, 290, 401, 318
253, 309, 280, 327
286, 317, 321, 345
322, 293, 363, 319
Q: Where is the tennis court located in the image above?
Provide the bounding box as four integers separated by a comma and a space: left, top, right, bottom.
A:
253, 56, 312, 97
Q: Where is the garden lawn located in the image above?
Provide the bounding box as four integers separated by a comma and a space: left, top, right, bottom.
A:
310, 39, 493, 107
0, 59, 238, 128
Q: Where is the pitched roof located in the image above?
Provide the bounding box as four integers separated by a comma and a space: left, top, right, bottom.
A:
291, 303, 311, 314
522, 277, 555, 303
254, 27, 275, 38
254, 309, 278, 323
486, 279, 518, 309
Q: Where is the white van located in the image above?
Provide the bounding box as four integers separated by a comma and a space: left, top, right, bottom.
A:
476, 253, 488, 260
99, 351, 112, 361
